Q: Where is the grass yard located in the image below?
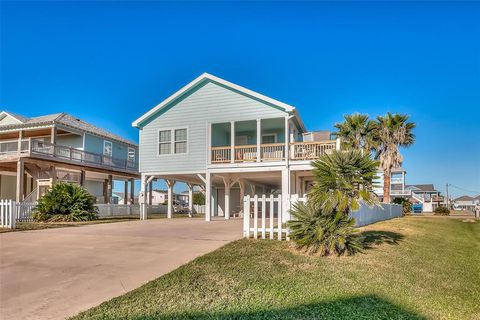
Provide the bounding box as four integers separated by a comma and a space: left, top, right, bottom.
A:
72, 217, 480, 320
0, 213, 201, 233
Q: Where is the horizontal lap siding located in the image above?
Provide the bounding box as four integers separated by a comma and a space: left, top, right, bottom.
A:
140, 82, 288, 173
84, 133, 137, 162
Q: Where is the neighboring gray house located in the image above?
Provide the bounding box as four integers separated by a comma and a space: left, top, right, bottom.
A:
453, 195, 479, 211
0, 111, 139, 203
373, 167, 407, 198
133, 73, 340, 220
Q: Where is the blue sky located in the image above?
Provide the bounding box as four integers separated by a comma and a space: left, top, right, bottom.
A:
1, 1, 479, 197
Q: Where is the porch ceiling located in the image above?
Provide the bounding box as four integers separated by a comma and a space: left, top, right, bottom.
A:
212, 171, 281, 189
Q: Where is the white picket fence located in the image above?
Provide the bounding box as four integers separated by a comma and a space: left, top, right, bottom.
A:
243, 194, 289, 240
243, 194, 402, 241
0, 200, 16, 229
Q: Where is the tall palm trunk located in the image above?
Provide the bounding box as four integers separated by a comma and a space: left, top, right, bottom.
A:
383, 169, 391, 203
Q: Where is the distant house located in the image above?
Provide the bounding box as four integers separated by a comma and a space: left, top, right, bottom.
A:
405, 184, 443, 212
374, 168, 443, 212
373, 167, 407, 198
0, 111, 139, 204
137, 189, 187, 205
112, 192, 139, 205
138, 190, 169, 205
453, 195, 479, 211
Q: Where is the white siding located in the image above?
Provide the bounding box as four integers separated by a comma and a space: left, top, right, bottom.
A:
140, 81, 288, 173
0, 115, 21, 126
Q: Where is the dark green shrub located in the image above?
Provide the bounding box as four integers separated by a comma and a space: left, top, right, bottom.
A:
434, 206, 450, 216
33, 182, 98, 222
287, 201, 362, 256
193, 192, 205, 205
392, 197, 412, 215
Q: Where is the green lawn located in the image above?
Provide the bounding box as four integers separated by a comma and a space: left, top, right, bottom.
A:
72, 217, 480, 320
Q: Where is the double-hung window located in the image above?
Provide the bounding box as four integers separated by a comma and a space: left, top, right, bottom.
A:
103, 141, 113, 157
174, 129, 187, 154
128, 147, 136, 162
158, 130, 172, 155
158, 128, 187, 155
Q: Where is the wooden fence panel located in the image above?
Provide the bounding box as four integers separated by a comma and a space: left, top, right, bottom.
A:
0, 200, 16, 229
243, 194, 287, 241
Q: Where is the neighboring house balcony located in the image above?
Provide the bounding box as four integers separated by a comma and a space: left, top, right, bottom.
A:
208, 118, 339, 165
0, 138, 138, 173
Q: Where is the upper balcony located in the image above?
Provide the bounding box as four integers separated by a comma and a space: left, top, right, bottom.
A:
209, 118, 339, 165
0, 138, 138, 173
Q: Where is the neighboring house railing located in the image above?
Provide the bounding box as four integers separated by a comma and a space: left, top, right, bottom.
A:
211, 140, 337, 164
0, 138, 138, 172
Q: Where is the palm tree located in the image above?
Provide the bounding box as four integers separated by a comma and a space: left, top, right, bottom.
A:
375, 113, 415, 203
288, 150, 379, 256
333, 113, 377, 152
309, 149, 379, 214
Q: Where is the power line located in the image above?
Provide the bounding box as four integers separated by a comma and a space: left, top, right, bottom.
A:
448, 184, 480, 195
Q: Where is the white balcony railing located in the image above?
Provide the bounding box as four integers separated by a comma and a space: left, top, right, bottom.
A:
0, 139, 138, 172
290, 140, 336, 160
210, 140, 336, 164
235, 145, 258, 162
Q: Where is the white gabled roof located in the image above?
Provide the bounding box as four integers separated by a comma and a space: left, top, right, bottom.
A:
0, 111, 28, 124
132, 73, 300, 128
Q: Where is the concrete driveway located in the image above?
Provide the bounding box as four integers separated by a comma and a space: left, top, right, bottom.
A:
0, 218, 243, 320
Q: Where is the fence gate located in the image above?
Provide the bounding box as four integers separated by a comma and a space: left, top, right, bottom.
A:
243, 194, 289, 240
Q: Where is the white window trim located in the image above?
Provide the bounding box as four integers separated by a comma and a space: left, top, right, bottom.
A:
103, 140, 113, 157
128, 147, 136, 162
157, 127, 188, 157
262, 133, 278, 144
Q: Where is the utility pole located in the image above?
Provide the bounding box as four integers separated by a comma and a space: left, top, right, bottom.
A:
445, 183, 449, 209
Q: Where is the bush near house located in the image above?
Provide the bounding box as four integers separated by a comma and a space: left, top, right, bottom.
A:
288, 150, 379, 256
193, 191, 205, 205
392, 197, 412, 215
434, 206, 450, 216
33, 182, 98, 222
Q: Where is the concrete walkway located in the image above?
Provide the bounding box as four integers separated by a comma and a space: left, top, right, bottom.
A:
0, 218, 243, 320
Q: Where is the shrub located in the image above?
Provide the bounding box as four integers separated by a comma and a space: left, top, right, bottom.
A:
287, 201, 362, 256
193, 192, 205, 205
33, 182, 98, 222
434, 206, 450, 216
392, 198, 412, 215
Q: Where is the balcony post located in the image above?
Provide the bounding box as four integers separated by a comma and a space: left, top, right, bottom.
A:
17, 130, 24, 154
80, 170, 85, 186
124, 180, 128, 205
256, 119, 261, 162
230, 121, 235, 164
16, 159, 24, 202
148, 179, 153, 205
284, 117, 289, 164
50, 126, 57, 144
107, 174, 113, 204
166, 179, 175, 219
205, 172, 211, 221
336, 138, 341, 151
140, 174, 147, 220
187, 183, 194, 217
129, 178, 135, 204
